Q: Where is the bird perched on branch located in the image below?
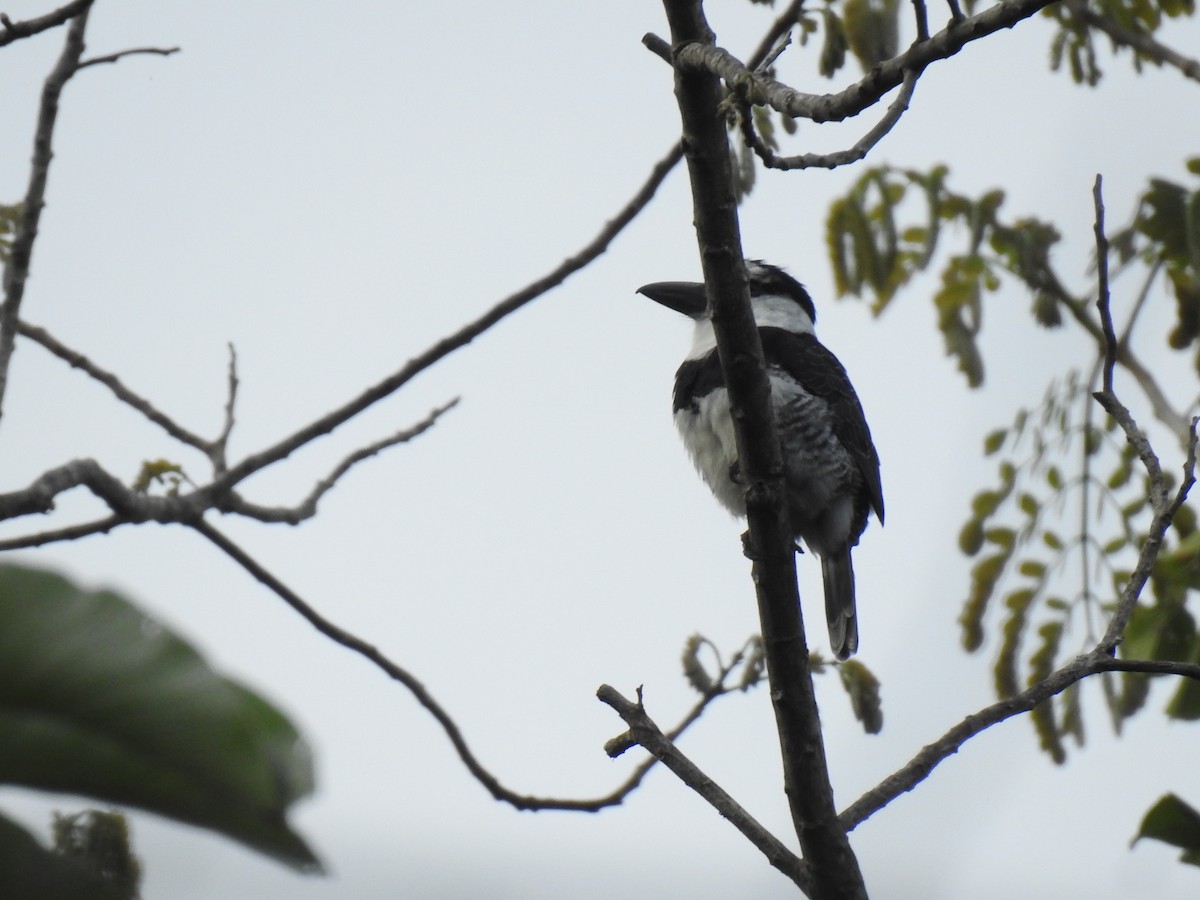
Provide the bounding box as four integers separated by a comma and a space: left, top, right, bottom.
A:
638, 260, 883, 659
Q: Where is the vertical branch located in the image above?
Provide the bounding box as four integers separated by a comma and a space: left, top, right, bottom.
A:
1092, 175, 1117, 394
0, 6, 91, 424
660, 2, 866, 897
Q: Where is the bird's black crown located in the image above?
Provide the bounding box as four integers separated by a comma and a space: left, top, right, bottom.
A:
746, 260, 817, 325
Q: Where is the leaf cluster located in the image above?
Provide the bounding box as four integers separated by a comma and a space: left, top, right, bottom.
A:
826, 164, 1065, 387
1115, 160, 1200, 364
958, 370, 1200, 762
1046, 0, 1196, 86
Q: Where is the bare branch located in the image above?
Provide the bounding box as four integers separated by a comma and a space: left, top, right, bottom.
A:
193, 520, 734, 812
0, 457, 203, 523
651, 0, 1060, 124
840, 652, 1092, 831
1093, 176, 1117, 395
1097, 657, 1200, 680
18, 319, 215, 453
755, 30, 791, 74
0, 0, 91, 48
841, 603, 1200, 833
212, 342, 239, 473
201, 140, 683, 497
1048, 267, 1191, 438
1091, 176, 1167, 513
740, 70, 918, 170
597, 684, 811, 893
0, 7, 90, 424
1098, 417, 1197, 646
911, 0, 931, 42
75, 45, 179, 70
0, 513, 125, 551
223, 399, 461, 524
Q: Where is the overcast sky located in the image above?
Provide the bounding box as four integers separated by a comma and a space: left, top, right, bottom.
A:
1, 1, 1199, 898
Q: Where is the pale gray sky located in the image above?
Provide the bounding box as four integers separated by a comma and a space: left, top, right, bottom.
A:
1, 2, 1198, 898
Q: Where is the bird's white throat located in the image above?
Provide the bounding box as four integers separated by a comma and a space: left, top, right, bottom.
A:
685, 293, 816, 361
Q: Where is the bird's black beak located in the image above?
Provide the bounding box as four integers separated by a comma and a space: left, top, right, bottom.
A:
637, 281, 707, 319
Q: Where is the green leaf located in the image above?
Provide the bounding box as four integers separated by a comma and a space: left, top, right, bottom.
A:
983, 428, 1007, 455
959, 518, 985, 556
0, 812, 131, 900
838, 659, 883, 735
0, 564, 320, 872
961, 553, 1009, 651
738, 635, 765, 691
1102, 536, 1128, 554
995, 588, 1034, 698
1165, 674, 1200, 721
971, 489, 1001, 518
1028, 622, 1065, 763
1018, 559, 1046, 579
51, 810, 140, 897
681, 633, 715, 695
843, 0, 899, 72
985, 527, 1016, 550
1134, 794, 1200, 865
818, 8, 849, 78
1060, 680, 1084, 747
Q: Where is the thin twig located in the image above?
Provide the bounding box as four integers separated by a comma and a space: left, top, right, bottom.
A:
597, 684, 811, 892
212, 343, 239, 473
1078, 354, 1102, 642
755, 30, 791, 74
0, 514, 126, 551
17, 319, 214, 453
75, 46, 179, 70
1098, 657, 1200, 679
740, 69, 917, 170
1093, 176, 1117, 395
911, 0, 930, 42
1050, 279, 1190, 438
1098, 420, 1197, 647
223, 399, 460, 524
0, 7, 91, 424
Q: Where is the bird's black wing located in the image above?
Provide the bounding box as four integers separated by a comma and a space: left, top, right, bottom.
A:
759, 328, 884, 524
672, 350, 724, 414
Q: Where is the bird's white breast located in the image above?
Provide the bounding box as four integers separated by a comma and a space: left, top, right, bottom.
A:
674, 386, 745, 517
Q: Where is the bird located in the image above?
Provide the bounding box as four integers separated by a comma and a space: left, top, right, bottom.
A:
638, 260, 883, 659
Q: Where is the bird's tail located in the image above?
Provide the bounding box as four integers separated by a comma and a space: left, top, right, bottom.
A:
821, 549, 858, 660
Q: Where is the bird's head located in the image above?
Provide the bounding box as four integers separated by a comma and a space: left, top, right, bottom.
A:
638, 259, 816, 336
